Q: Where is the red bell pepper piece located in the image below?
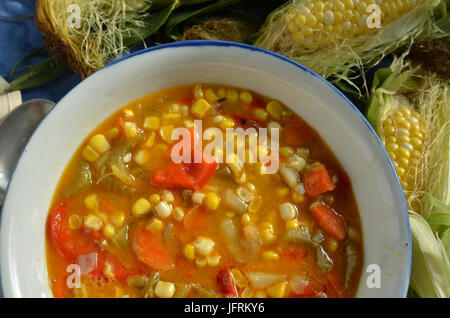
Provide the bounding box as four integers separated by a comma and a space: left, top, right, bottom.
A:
153, 128, 217, 190
217, 268, 238, 297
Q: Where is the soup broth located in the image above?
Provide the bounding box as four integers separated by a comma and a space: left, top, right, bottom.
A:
46, 84, 363, 298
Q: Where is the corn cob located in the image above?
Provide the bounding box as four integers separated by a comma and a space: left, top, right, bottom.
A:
381, 106, 426, 193
287, 0, 430, 48
256, 0, 442, 80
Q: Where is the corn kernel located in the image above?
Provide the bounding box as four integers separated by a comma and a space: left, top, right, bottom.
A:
254, 290, 268, 298
226, 212, 236, 219
240, 91, 253, 105
108, 127, 119, 139
191, 99, 212, 118
111, 211, 125, 227
266, 101, 283, 120
173, 207, 185, 222
193, 236, 215, 256
280, 146, 294, 158
195, 257, 208, 267
193, 84, 203, 99
217, 88, 227, 99
84, 194, 99, 210
329, 238, 339, 252
248, 197, 262, 213
123, 109, 134, 119
134, 149, 151, 166
132, 198, 152, 217
220, 118, 235, 130
103, 224, 115, 239
207, 255, 221, 267
204, 88, 218, 103
292, 192, 305, 203
68, 214, 82, 230
160, 125, 175, 143
124, 122, 137, 139
277, 187, 291, 197
161, 190, 174, 203
84, 214, 103, 231
192, 192, 206, 205
89, 134, 110, 154
227, 89, 238, 104
155, 201, 172, 218
267, 282, 287, 298
262, 250, 280, 260
144, 132, 156, 148
261, 229, 276, 244
279, 202, 297, 220
149, 193, 161, 205
241, 213, 251, 225
82, 145, 99, 162
286, 219, 300, 229
184, 244, 196, 260
261, 222, 274, 231
146, 218, 165, 233
204, 192, 220, 210
254, 109, 268, 121
154, 281, 175, 298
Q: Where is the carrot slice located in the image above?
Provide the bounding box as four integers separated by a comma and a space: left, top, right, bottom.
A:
327, 272, 343, 296
304, 165, 336, 197
132, 224, 174, 271
310, 203, 347, 241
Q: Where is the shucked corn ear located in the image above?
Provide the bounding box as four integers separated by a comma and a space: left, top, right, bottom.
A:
256, 0, 442, 81
367, 58, 450, 298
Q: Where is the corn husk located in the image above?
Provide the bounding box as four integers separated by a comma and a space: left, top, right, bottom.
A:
367, 57, 450, 298
36, 0, 153, 77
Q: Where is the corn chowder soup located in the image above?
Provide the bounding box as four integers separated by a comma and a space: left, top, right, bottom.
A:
46, 84, 363, 298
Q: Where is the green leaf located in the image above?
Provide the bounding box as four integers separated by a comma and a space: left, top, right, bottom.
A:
6, 56, 71, 92
425, 194, 450, 214
123, 0, 181, 47
164, 0, 244, 39
428, 213, 450, 227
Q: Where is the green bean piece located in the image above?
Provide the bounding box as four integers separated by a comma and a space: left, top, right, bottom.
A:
127, 275, 148, 288
112, 225, 130, 250
144, 272, 160, 298
63, 161, 93, 197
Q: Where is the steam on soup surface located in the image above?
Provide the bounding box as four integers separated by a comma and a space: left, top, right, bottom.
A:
46, 84, 363, 298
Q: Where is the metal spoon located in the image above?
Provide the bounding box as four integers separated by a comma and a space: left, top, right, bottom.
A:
0, 99, 55, 206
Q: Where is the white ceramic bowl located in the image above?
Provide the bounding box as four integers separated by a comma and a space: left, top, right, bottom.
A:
0, 41, 411, 298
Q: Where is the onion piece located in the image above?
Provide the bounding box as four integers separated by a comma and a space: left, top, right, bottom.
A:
247, 272, 286, 289
224, 189, 248, 214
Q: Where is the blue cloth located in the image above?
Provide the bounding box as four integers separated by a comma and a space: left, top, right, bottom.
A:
0, 0, 80, 103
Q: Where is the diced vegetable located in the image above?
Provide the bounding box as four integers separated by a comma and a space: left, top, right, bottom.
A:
217, 268, 238, 297
310, 202, 347, 241
154, 281, 176, 298
224, 189, 248, 214
132, 224, 174, 271
63, 161, 93, 197
304, 165, 336, 197
247, 272, 285, 289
